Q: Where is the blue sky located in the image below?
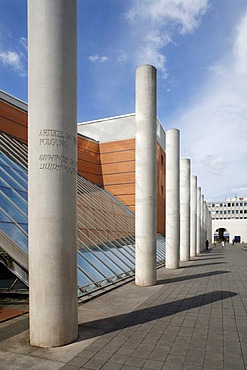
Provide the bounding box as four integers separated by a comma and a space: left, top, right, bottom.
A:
1, 0, 247, 202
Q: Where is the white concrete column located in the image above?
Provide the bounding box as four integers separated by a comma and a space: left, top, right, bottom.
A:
180, 158, 191, 261
135, 65, 157, 286
166, 129, 180, 269
190, 175, 197, 257
28, 0, 78, 347
204, 201, 208, 247
196, 187, 201, 255
201, 194, 205, 252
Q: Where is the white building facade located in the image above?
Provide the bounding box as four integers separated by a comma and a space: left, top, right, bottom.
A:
207, 197, 247, 243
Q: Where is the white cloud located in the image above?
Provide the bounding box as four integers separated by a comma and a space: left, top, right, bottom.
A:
125, 0, 209, 75
89, 54, 109, 63
0, 37, 27, 77
234, 12, 247, 75
117, 50, 127, 62
169, 9, 247, 200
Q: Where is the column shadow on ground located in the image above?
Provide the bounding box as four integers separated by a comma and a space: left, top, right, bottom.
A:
78, 290, 237, 342
157, 270, 230, 285
193, 256, 224, 261
181, 262, 226, 269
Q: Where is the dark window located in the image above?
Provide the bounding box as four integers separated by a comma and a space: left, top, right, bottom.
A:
228, 203, 231, 207
161, 185, 164, 195
161, 155, 164, 166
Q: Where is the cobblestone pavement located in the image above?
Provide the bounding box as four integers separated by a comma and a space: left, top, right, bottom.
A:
0, 244, 246, 369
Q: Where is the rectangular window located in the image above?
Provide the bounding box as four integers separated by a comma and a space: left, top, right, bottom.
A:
212, 203, 215, 207
240, 202, 243, 206
228, 203, 231, 207
161, 185, 164, 195
244, 210, 247, 214
236, 210, 239, 214
236, 202, 239, 206
244, 202, 247, 206
161, 155, 164, 166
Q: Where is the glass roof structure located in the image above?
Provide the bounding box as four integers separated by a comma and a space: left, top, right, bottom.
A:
0, 131, 166, 300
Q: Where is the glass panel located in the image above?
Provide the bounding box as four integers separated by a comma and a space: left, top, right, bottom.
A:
0, 162, 27, 188
1, 187, 28, 215
77, 251, 108, 284
0, 168, 26, 191
0, 222, 28, 253
0, 194, 27, 224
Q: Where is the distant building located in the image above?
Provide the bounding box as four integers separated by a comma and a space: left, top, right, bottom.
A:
207, 197, 247, 243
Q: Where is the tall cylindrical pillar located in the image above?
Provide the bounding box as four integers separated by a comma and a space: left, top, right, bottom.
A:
196, 187, 201, 255
28, 0, 78, 347
166, 129, 180, 269
190, 175, 197, 257
201, 194, 205, 252
180, 158, 191, 261
135, 65, 157, 286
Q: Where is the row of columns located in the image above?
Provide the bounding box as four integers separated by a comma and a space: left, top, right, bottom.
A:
135, 64, 212, 288
28, 0, 212, 347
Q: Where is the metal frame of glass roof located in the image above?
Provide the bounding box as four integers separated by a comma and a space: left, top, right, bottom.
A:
0, 131, 166, 300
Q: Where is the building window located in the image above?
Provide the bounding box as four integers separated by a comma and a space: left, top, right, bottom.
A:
244, 210, 247, 214
236, 202, 239, 206
244, 202, 247, 206
240, 202, 243, 206
228, 203, 231, 207
212, 203, 215, 207
236, 210, 239, 214
161, 155, 164, 166
220, 203, 223, 207
228, 210, 231, 214
161, 185, 164, 195
224, 211, 226, 214
240, 210, 243, 214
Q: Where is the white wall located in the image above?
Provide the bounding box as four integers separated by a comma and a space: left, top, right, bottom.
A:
212, 219, 247, 243
77, 114, 166, 152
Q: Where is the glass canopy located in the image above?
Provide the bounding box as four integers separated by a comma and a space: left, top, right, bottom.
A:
0, 132, 166, 300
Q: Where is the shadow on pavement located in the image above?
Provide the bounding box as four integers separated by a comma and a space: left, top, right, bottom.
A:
181, 262, 226, 269
78, 290, 237, 342
157, 270, 230, 285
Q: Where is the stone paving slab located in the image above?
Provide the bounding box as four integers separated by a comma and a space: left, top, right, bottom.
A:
0, 243, 246, 369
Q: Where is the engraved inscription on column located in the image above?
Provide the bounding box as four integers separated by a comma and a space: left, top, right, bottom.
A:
38, 129, 76, 173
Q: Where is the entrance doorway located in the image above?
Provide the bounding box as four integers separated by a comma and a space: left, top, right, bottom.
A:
214, 228, 229, 243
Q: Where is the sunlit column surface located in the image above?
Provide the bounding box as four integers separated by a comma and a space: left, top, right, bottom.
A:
166, 129, 180, 269
190, 175, 197, 257
201, 194, 205, 252
28, 0, 78, 347
196, 187, 202, 255
135, 65, 157, 286
180, 158, 191, 261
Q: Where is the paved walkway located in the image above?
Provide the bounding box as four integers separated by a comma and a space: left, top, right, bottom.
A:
0, 244, 246, 369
